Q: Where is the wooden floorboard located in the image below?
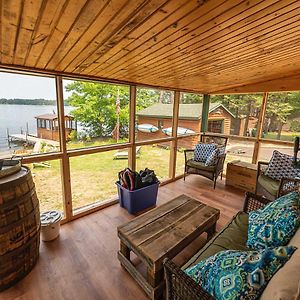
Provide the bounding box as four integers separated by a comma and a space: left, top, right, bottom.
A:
1, 176, 245, 300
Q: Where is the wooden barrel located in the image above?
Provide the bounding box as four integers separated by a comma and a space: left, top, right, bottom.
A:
0, 166, 40, 291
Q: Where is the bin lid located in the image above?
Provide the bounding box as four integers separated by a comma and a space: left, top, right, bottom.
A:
41, 210, 62, 226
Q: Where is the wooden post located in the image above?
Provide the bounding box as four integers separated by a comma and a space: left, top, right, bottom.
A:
56, 76, 73, 221
201, 94, 210, 133
128, 85, 137, 171
169, 91, 180, 179
252, 92, 268, 164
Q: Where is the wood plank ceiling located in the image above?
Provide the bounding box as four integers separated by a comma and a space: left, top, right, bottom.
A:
1, 0, 300, 94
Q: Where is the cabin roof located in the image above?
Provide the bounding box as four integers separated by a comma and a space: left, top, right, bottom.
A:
35, 114, 73, 120
137, 103, 235, 120
1, 1, 300, 93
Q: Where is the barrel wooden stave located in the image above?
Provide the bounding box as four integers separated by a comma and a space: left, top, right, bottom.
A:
0, 167, 40, 291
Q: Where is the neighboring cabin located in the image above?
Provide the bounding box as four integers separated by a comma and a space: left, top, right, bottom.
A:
35, 114, 77, 141
136, 103, 235, 148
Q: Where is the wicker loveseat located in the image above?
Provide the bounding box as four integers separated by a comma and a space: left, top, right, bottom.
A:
164, 191, 300, 300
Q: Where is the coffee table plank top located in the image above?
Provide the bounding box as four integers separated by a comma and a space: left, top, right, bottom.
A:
142, 205, 219, 261
118, 195, 220, 266
118, 195, 189, 235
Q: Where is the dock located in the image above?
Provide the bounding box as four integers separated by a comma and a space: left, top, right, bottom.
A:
9, 134, 59, 147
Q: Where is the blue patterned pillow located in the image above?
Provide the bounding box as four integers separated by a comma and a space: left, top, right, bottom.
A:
185, 246, 296, 300
194, 143, 217, 162
247, 191, 300, 250
205, 148, 220, 166
265, 150, 300, 181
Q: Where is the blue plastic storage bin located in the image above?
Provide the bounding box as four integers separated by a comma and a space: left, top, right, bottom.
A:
116, 182, 159, 214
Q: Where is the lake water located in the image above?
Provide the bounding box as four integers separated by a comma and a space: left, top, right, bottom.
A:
0, 104, 74, 155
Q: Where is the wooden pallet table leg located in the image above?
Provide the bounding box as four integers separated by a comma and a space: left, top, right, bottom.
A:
147, 267, 164, 300
120, 241, 130, 260
206, 222, 217, 241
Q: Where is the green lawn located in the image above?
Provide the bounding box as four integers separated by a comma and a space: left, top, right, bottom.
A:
28, 143, 185, 214
263, 131, 299, 142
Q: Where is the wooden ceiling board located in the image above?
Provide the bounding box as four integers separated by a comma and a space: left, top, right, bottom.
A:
74, 0, 173, 74
82, 0, 195, 75
151, 21, 300, 83
64, 0, 156, 73
85, 0, 224, 75
1, 0, 300, 93
123, 1, 300, 81
107, 0, 298, 80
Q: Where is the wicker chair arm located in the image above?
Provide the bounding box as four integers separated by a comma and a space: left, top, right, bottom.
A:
214, 153, 226, 172
243, 192, 272, 213
184, 149, 194, 163
278, 177, 300, 197
164, 258, 214, 300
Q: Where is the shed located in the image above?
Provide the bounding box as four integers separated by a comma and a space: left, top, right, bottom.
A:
35, 114, 77, 142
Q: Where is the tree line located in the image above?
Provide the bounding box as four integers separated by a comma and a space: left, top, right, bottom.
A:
65, 81, 300, 140
0, 98, 57, 105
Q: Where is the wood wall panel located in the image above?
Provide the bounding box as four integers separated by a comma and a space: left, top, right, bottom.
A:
1, 0, 300, 93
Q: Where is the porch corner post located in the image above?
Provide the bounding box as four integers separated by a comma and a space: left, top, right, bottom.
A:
56, 75, 73, 221
128, 85, 137, 171
252, 92, 268, 164
169, 91, 180, 179
201, 94, 210, 133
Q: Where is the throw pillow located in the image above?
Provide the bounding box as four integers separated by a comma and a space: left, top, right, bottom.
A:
247, 191, 300, 250
265, 150, 300, 181
261, 228, 300, 300
185, 246, 296, 300
194, 143, 217, 162
205, 148, 220, 166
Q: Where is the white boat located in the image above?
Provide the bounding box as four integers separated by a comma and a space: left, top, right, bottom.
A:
162, 127, 195, 136
136, 124, 159, 133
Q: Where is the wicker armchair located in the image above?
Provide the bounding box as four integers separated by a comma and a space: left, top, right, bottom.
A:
255, 161, 300, 200
163, 192, 272, 300
183, 135, 228, 189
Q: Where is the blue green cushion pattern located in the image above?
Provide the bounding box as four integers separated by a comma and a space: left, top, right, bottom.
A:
185, 246, 296, 300
247, 191, 300, 250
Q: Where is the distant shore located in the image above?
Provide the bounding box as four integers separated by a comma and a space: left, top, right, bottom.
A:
0, 98, 69, 106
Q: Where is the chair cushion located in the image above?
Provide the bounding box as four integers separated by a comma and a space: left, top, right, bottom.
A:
265, 150, 300, 181
205, 148, 220, 166
258, 174, 280, 196
183, 212, 249, 269
247, 191, 300, 250
185, 246, 296, 300
194, 143, 217, 162
261, 227, 300, 300
186, 159, 215, 171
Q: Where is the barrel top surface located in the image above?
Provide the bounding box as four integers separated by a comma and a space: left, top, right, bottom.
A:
0, 167, 29, 185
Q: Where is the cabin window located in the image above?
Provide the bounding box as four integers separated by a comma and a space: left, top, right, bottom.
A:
46, 120, 51, 130
208, 120, 224, 133
38, 119, 47, 129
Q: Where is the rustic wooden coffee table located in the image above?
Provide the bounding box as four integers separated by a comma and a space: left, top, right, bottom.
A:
117, 194, 220, 299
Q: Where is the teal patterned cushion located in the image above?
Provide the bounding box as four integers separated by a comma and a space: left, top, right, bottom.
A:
247, 191, 300, 250
185, 246, 296, 300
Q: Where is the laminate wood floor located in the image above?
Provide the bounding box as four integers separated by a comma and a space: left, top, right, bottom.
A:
2, 176, 245, 300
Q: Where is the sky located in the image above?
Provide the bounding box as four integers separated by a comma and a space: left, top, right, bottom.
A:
0, 71, 71, 100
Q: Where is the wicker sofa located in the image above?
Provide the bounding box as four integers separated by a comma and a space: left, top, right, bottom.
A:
164, 191, 300, 300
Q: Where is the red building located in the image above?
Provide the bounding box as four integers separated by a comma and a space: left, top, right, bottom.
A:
136, 103, 235, 148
